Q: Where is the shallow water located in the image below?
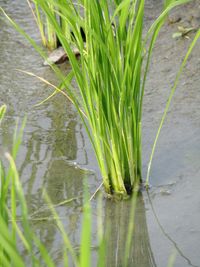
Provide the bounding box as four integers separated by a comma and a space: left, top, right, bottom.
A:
0, 1, 200, 266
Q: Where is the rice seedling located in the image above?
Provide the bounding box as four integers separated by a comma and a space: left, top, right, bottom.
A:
1, 0, 200, 198
23, 0, 149, 197
27, 0, 71, 50
27, 0, 47, 47
28, 0, 199, 197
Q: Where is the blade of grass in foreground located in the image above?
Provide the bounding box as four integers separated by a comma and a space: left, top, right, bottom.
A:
146, 28, 200, 185
0, 104, 6, 124
44, 192, 79, 267
0, 218, 26, 267
0, 111, 56, 266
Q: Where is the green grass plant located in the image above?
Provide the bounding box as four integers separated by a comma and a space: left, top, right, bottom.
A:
27, 0, 71, 50
26, 0, 149, 196
28, 0, 199, 197
27, 0, 47, 47
1, 0, 200, 198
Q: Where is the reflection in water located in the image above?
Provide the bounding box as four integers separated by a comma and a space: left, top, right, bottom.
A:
15, 99, 90, 265
104, 194, 156, 267
18, 99, 88, 264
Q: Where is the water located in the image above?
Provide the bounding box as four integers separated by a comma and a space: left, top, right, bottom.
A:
0, 1, 200, 266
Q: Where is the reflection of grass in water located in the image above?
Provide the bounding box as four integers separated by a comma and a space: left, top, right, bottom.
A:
104, 193, 156, 267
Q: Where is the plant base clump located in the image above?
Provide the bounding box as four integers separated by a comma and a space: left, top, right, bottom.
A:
4, 0, 197, 198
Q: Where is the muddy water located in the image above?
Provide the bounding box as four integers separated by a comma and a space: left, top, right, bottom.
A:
0, 1, 200, 267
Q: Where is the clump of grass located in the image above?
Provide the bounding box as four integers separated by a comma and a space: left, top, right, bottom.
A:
27, 0, 47, 47
28, 0, 149, 197
30, 0, 199, 197
27, 0, 71, 50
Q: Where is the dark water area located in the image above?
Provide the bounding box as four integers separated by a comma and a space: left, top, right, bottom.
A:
0, 1, 200, 267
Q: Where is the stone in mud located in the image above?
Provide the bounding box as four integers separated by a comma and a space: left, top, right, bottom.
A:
43, 46, 81, 66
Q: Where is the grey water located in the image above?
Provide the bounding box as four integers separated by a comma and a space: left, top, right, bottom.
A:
0, 1, 200, 266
